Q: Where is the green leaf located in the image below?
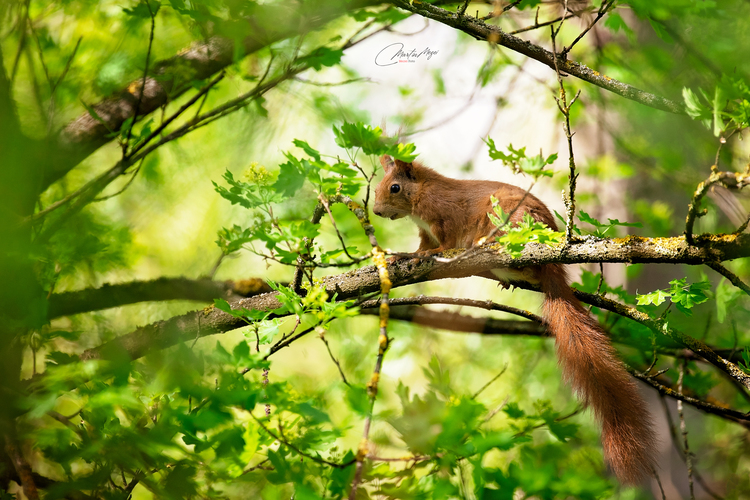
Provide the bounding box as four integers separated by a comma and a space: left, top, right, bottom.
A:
350, 6, 410, 23
713, 85, 726, 136
328, 451, 356, 495
502, 402, 525, 419
636, 289, 670, 307
123, 1, 161, 18
577, 210, 641, 237
669, 278, 711, 315
297, 46, 343, 71
490, 211, 562, 258
739, 347, 750, 374
485, 139, 556, 178
272, 158, 307, 197
293, 139, 321, 161
345, 385, 370, 415
544, 415, 579, 442
424, 356, 451, 398
648, 19, 673, 43
604, 11, 634, 36
333, 121, 387, 155
715, 277, 743, 323
683, 87, 709, 120
387, 142, 419, 162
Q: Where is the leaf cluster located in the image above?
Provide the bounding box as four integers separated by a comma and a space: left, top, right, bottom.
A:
488, 198, 563, 258
636, 277, 711, 316
485, 139, 558, 178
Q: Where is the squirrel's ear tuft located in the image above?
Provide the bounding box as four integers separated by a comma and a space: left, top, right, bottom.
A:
394, 159, 412, 170
394, 159, 415, 179
380, 155, 396, 172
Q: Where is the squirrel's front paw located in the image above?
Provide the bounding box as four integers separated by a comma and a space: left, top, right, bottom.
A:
415, 248, 444, 258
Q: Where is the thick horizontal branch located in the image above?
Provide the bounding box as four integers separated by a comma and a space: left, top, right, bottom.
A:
48, 277, 273, 319
389, 0, 684, 114
43, 0, 377, 190
79, 233, 750, 362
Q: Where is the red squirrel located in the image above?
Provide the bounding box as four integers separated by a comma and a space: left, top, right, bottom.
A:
373, 155, 656, 484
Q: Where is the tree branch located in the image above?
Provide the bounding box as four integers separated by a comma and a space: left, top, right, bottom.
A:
374, 304, 750, 424
42, 0, 380, 190
629, 367, 750, 423
47, 277, 273, 319
389, 0, 684, 114
79, 233, 750, 363
3, 431, 39, 500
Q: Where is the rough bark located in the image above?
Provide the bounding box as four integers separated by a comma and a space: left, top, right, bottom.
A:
43, 0, 378, 190
48, 277, 273, 319
79, 232, 750, 362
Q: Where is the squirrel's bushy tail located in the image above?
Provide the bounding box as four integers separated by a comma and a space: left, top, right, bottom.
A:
540, 264, 657, 484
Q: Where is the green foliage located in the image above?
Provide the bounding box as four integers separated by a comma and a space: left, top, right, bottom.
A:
636, 278, 712, 315
740, 347, 750, 375
488, 198, 563, 257
349, 6, 411, 24
683, 77, 750, 136
332, 121, 418, 161
213, 123, 416, 267
4, 0, 750, 498
572, 270, 633, 304
295, 46, 344, 71
555, 209, 642, 237
485, 138, 557, 178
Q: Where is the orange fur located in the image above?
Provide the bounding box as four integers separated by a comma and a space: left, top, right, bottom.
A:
374, 156, 657, 483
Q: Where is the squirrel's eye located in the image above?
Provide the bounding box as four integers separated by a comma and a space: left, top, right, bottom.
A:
390, 184, 401, 194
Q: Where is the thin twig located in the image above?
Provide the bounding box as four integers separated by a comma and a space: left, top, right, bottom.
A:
359, 295, 542, 323
4, 431, 39, 500
685, 169, 750, 245
319, 195, 369, 263
349, 223, 391, 498
551, 23, 580, 243
320, 332, 351, 386
707, 261, 750, 296
733, 211, 750, 235
472, 364, 508, 399
678, 361, 696, 500
482, 395, 511, 423
457, 0, 470, 17
390, 0, 684, 113
562, 0, 616, 57
659, 396, 725, 500
130, 72, 225, 158
514, 407, 582, 436
93, 157, 145, 202
28, 20, 51, 87
293, 76, 371, 87
508, 12, 576, 35
242, 458, 273, 474
50, 36, 82, 97
652, 466, 667, 500
249, 412, 354, 469
123, 1, 156, 155
46, 411, 81, 432
481, 0, 523, 20
630, 367, 749, 422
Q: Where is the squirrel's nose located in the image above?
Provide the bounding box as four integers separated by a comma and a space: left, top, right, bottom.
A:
373, 209, 382, 217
